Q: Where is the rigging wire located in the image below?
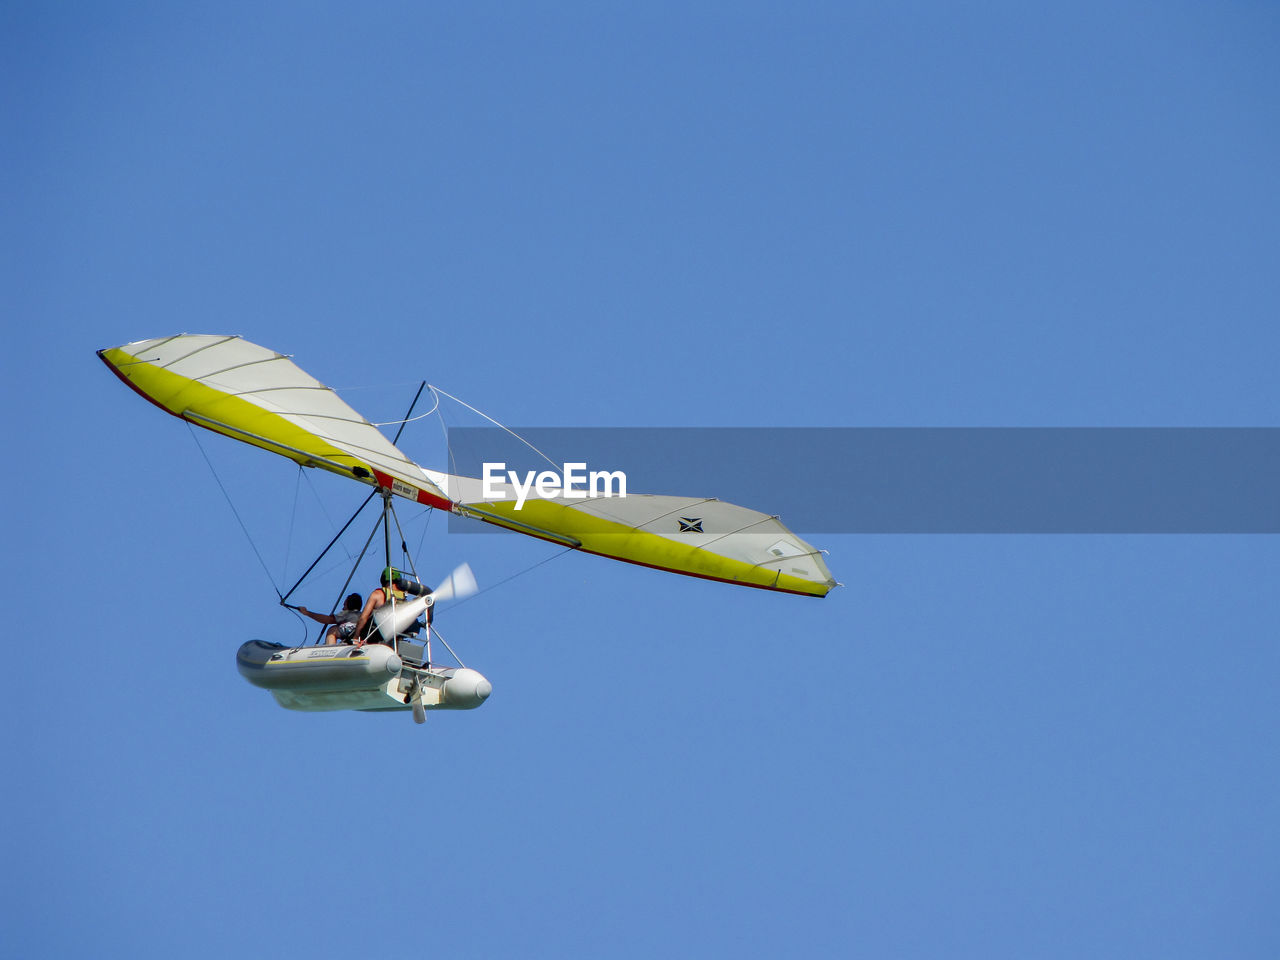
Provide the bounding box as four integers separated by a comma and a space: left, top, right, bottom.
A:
415, 503, 433, 561
282, 464, 304, 583
375, 381, 438, 432
298, 509, 385, 647
427, 383, 561, 472
337, 510, 387, 610
300, 466, 349, 552
187, 422, 283, 599
305, 552, 377, 585
279, 490, 379, 605
414, 384, 577, 610
449, 546, 575, 611
180, 373, 575, 665
387, 498, 418, 584
428, 624, 466, 669
191, 375, 571, 654
434, 389, 459, 481
278, 381, 435, 639
282, 604, 310, 646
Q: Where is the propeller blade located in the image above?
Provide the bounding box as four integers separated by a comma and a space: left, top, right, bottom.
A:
428, 563, 478, 604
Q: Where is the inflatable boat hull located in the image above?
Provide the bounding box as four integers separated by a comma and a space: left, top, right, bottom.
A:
237, 640, 403, 691
235, 640, 491, 714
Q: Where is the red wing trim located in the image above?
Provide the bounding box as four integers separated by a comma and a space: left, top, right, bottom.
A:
370, 470, 453, 512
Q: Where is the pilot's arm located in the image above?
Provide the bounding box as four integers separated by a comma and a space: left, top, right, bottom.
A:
298, 606, 337, 626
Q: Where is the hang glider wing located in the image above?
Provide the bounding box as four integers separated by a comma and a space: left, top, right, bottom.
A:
101, 335, 836, 598
98, 335, 449, 509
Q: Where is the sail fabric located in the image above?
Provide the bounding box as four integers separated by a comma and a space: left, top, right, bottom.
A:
426, 470, 837, 597
98, 335, 449, 508
101, 334, 836, 598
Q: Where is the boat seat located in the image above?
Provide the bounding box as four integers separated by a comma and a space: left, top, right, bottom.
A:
396, 639, 427, 666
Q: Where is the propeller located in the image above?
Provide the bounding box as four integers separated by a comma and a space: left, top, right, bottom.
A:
374, 563, 479, 640
426, 562, 478, 605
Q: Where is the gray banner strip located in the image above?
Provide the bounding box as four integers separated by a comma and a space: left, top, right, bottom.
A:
444, 428, 1280, 533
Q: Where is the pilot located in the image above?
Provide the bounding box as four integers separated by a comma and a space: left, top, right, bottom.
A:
297, 593, 363, 645
354, 567, 431, 646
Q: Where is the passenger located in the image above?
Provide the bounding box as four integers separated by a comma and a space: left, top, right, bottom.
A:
354, 567, 408, 647
297, 593, 363, 645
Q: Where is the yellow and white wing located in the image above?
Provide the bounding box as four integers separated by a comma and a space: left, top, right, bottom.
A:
98, 335, 449, 508
101, 335, 835, 598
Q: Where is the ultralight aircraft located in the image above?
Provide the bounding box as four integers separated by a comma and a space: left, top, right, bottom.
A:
100, 335, 836, 723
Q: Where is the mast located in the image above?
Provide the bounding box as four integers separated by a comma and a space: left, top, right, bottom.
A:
381, 488, 395, 650
382, 488, 393, 572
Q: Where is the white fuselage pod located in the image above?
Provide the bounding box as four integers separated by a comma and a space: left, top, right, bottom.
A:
235, 640, 491, 714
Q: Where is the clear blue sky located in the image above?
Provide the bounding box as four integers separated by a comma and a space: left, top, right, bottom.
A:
6, 3, 1279, 958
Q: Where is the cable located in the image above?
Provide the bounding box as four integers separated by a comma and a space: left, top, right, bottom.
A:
415, 504, 433, 560
428, 624, 465, 669
428, 383, 561, 472
279, 489, 378, 604
281, 381, 432, 609
376, 381, 438, 435
449, 547, 574, 611
187, 423, 283, 598
282, 464, 304, 583
306, 510, 385, 646
301, 467, 349, 553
